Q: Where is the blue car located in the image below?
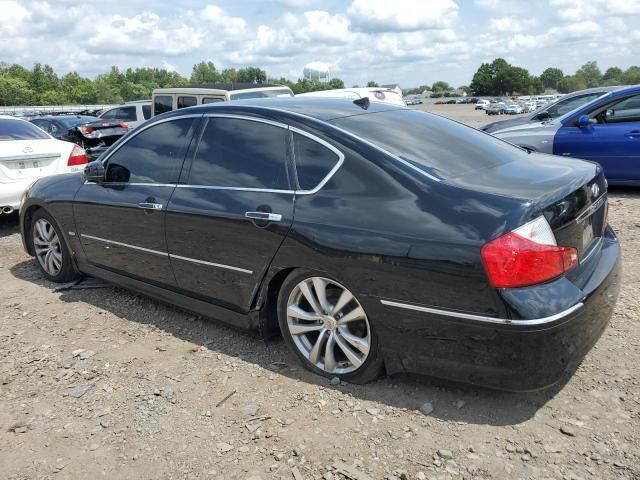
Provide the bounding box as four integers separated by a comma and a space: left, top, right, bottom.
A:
494, 85, 640, 186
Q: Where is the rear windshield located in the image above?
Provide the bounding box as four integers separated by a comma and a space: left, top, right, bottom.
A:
330, 109, 519, 178
0, 119, 50, 141
56, 116, 96, 128
230, 89, 293, 100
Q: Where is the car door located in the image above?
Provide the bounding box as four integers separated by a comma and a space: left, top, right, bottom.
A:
554, 93, 640, 182
165, 115, 294, 311
74, 116, 198, 286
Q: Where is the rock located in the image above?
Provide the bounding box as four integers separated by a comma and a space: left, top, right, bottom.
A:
330, 376, 340, 385
88, 443, 99, 451
560, 425, 576, 437
69, 384, 94, 398
416, 472, 426, 480
241, 403, 259, 417
437, 449, 454, 459
454, 399, 466, 409
216, 442, 233, 453
79, 350, 95, 360
366, 407, 380, 416
506, 444, 516, 453
420, 402, 434, 416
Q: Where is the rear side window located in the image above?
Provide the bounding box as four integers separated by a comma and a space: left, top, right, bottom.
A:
331, 109, 519, 179
142, 105, 151, 120
189, 117, 288, 189
202, 97, 224, 104
154, 96, 173, 115
104, 119, 193, 184
100, 109, 117, 120
116, 107, 136, 122
177, 96, 197, 109
0, 119, 49, 140
293, 132, 340, 190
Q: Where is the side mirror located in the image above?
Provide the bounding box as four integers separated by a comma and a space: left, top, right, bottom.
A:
83, 161, 105, 183
577, 115, 590, 128
535, 112, 551, 121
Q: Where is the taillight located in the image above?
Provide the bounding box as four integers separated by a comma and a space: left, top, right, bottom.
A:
481, 216, 578, 288
78, 125, 93, 135
119, 121, 129, 129
68, 145, 88, 166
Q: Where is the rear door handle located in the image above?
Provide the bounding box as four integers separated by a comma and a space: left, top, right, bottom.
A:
245, 211, 282, 222
138, 202, 163, 210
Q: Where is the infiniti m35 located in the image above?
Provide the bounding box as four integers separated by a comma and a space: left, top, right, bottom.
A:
20, 98, 621, 390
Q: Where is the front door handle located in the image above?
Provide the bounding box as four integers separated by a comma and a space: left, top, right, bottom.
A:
138, 202, 163, 210
625, 130, 640, 139
245, 211, 282, 222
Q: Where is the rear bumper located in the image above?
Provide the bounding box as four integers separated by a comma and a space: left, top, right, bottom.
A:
375, 234, 621, 391
0, 179, 32, 210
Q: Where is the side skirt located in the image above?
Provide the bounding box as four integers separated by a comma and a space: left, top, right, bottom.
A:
79, 262, 256, 332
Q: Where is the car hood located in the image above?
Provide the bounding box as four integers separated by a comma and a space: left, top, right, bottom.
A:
491, 121, 553, 135
482, 118, 529, 133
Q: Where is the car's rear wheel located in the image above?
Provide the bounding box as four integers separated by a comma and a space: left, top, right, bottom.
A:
31, 210, 79, 283
277, 270, 384, 384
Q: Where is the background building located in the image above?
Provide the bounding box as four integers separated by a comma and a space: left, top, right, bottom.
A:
303, 61, 331, 82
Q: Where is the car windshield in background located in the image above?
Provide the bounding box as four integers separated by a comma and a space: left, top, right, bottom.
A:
229, 89, 294, 100
55, 116, 96, 129
331, 109, 520, 179
0, 119, 50, 141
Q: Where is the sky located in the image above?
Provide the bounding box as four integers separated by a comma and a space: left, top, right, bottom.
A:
1, 0, 639, 87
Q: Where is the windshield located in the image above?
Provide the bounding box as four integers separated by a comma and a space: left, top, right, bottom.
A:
0, 118, 50, 141
331, 109, 521, 179
555, 91, 616, 124
529, 92, 605, 121
230, 89, 293, 100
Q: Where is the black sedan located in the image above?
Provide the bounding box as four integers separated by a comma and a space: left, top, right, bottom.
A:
19, 98, 621, 391
29, 115, 129, 160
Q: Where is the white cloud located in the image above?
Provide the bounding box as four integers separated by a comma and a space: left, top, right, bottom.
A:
549, 0, 640, 21
488, 17, 537, 33
347, 0, 458, 32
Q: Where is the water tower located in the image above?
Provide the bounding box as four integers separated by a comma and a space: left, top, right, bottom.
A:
303, 61, 331, 82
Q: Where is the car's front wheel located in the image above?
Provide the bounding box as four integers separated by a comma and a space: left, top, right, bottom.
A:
277, 270, 384, 384
31, 209, 79, 283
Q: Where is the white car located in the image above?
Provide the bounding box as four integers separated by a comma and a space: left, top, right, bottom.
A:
475, 99, 491, 110
297, 88, 406, 106
98, 100, 151, 129
0, 115, 87, 213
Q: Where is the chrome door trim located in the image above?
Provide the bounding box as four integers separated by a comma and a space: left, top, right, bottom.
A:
80, 234, 167, 257
245, 211, 282, 222
169, 254, 253, 274
380, 299, 584, 326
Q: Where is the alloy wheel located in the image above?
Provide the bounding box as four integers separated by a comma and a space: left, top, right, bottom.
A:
286, 277, 370, 374
33, 218, 63, 276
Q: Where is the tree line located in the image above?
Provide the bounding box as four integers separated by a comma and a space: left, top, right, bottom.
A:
0, 61, 345, 106
469, 58, 640, 96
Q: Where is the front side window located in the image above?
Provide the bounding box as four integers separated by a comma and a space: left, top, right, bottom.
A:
100, 108, 117, 120
153, 96, 173, 115
104, 119, 193, 184
142, 105, 151, 120
189, 117, 289, 189
293, 132, 340, 190
0, 119, 50, 140
115, 107, 136, 122
177, 96, 197, 109
546, 93, 601, 118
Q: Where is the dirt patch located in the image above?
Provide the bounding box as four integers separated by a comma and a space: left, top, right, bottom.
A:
1, 113, 639, 479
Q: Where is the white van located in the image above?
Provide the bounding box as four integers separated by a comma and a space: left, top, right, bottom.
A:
151, 85, 294, 117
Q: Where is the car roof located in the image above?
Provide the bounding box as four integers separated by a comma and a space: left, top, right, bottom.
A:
29, 115, 94, 120
164, 97, 406, 122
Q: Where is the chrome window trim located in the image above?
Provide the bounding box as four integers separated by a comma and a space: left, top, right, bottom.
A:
175, 184, 295, 194
83, 181, 176, 187
203, 113, 289, 130
80, 234, 167, 257
80, 233, 252, 274
289, 126, 345, 195
242, 105, 442, 183
169, 254, 253, 274
380, 299, 584, 326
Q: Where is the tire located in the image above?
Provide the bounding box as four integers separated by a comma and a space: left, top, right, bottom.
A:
277, 269, 385, 384
30, 209, 80, 283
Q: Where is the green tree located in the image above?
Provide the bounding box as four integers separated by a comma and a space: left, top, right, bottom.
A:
621, 66, 640, 85
540, 67, 564, 89
236, 67, 267, 83
603, 67, 623, 83
366, 81, 378, 87
327, 78, 345, 89
190, 61, 221, 84
557, 75, 586, 93
575, 61, 602, 88
529, 77, 545, 95
0, 76, 36, 105
431, 81, 451, 92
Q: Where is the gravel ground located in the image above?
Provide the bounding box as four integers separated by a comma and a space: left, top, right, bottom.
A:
1, 107, 639, 480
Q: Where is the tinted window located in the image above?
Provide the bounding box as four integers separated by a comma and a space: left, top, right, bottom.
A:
116, 107, 136, 122
142, 105, 151, 120
229, 89, 293, 100
293, 132, 339, 190
154, 96, 173, 115
105, 119, 193, 184
189, 118, 288, 189
56, 116, 95, 128
331, 110, 520, 178
546, 93, 601, 118
100, 108, 117, 120
177, 96, 197, 109
202, 97, 224, 104
604, 94, 640, 123
0, 119, 50, 140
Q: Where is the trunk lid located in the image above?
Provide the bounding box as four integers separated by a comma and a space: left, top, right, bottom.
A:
0, 139, 62, 183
